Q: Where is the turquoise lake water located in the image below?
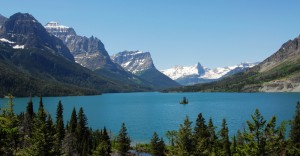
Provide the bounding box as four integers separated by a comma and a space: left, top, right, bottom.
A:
1, 92, 299, 143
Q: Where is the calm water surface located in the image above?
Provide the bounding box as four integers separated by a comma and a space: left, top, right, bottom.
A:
1, 92, 299, 143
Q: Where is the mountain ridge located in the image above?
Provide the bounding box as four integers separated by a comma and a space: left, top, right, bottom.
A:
166, 35, 300, 92
161, 62, 258, 85
0, 13, 151, 96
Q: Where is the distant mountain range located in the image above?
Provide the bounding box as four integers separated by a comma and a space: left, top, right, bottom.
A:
167, 35, 300, 92
161, 62, 258, 85
111, 50, 180, 89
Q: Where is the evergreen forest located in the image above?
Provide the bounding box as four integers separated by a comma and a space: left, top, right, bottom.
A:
0, 95, 299, 156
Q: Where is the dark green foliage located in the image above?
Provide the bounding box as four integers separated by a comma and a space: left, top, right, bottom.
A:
76, 107, 89, 156
246, 109, 266, 155
0, 94, 19, 155
176, 116, 194, 156
56, 101, 65, 142
1, 95, 300, 156
54, 101, 65, 155
92, 127, 111, 156
62, 132, 79, 156
116, 123, 131, 156
26, 96, 34, 119
150, 132, 166, 156
289, 101, 300, 155
207, 117, 218, 154
69, 107, 77, 133
219, 118, 231, 156
193, 113, 210, 155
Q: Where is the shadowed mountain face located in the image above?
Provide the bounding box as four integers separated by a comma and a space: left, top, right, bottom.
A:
167, 35, 300, 92
0, 13, 151, 96
111, 50, 181, 89
0, 13, 74, 61
0, 14, 7, 28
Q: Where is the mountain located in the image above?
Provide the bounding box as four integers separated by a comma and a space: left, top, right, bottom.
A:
44, 21, 152, 89
45, 21, 115, 70
0, 13, 74, 61
167, 35, 300, 92
0, 13, 150, 97
111, 50, 181, 89
161, 62, 257, 85
0, 14, 7, 28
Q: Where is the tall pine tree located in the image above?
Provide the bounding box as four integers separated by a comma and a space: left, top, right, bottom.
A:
176, 116, 193, 156
194, 113, 210, 155
219, 118, 231, 156
116, 123, 131, 156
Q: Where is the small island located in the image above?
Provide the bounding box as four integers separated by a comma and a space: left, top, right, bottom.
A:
180, 96, 189, 104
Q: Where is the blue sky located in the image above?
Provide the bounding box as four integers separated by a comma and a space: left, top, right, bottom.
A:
1, 0, 300, 69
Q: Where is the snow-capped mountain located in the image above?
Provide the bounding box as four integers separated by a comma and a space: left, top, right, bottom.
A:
111, 50, 155, 74
111, 50, 180, 89
161, 62, 258, 85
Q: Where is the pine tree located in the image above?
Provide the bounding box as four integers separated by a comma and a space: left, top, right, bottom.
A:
219, 118, 231, 156
69, 107, 77, 133
150, 132, 160, 155
150, 132, 166, 156
0, 94, 19, 155
76, 107, 89, 155
26, 96, 35, 119
56, 100, 65, 142
165, 130, 177, 155
289, 101, 300, 155
194, 113, 210, 155
62, 132, 80, 156
207, 117, 218, 154
176, 116, 193, 156
38, 96, 46, 123
25, 97, 49, 156
92, 127, 111, 156
45, 114, 55, 155
116, 123, 131, 156
247, 109, 266, 155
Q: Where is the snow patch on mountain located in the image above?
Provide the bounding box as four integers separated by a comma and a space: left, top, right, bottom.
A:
0, 38, 15, 44
44, 22, 70, 33
0, 38, 25, 49
13, 45, 25, 49
161, 62, 258, 85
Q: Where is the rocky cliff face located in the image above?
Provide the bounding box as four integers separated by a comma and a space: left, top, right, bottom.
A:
0, 14, 7, 28
111, 50, 180, 89
0, 13, 74, 61
45, 22, 114, 70
111, 50, 155, 73
259, 35, 300, 72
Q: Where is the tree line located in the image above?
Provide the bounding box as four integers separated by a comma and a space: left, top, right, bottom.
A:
0, 95, 299, 155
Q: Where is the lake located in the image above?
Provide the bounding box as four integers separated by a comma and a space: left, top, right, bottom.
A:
0, 92, 299, 144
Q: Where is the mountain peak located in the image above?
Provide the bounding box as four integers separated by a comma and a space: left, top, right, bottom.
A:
161, 62, 258, 85
111, 50, 155, 74
0, 13, 74, 61
45, 21, 76, 36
